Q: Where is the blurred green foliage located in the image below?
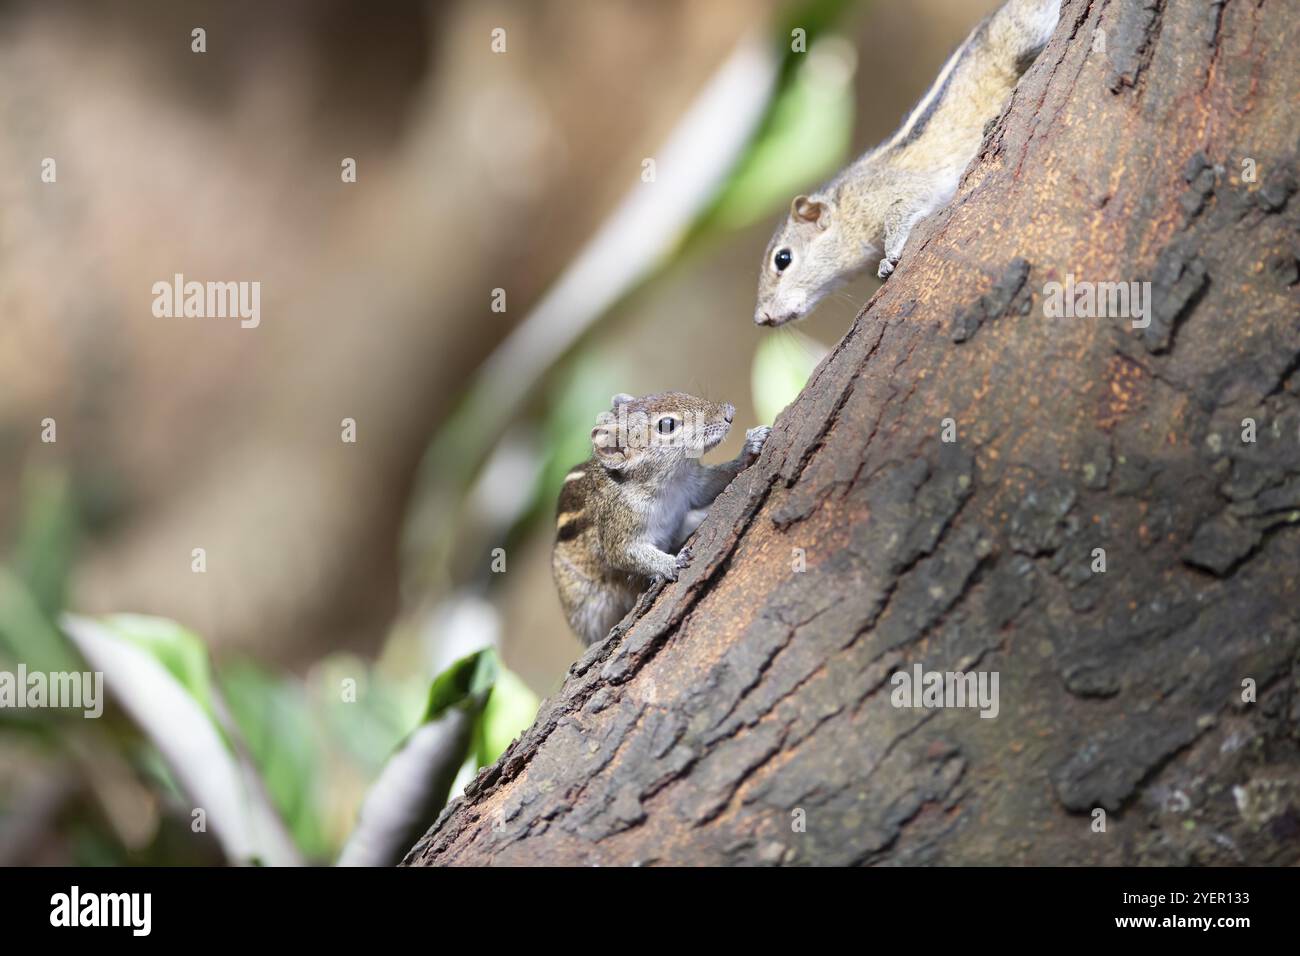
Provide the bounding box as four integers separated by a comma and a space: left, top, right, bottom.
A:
476, 666, 539, 767
701, 0, 858, 232
752, 329, 832, 424
1, 462, 537, 864
12, 467, 77, 621
104, 614, 218, 721
220, 662, 328, 860
1, 465, 79, 675
0, 569, 77, 680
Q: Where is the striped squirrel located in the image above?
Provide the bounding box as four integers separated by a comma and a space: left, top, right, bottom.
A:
552, 392, 769, 646
755, 0, 1060, 326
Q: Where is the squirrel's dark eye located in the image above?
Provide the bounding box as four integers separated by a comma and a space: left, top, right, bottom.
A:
773, 248, 793, 273
657, 416, 678, 435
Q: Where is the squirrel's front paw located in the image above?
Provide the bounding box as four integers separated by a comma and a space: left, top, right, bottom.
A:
674, 546, 693, 574
744, 425, 771, 461
877, 256, 898, 280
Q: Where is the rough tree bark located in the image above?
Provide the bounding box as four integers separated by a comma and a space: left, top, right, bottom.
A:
405, 0, 1300, 866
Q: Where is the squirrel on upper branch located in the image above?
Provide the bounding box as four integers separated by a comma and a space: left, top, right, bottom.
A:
755, 0, 1060, 327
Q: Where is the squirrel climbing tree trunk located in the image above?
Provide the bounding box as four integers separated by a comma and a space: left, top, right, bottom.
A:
405, 0, 1300, 866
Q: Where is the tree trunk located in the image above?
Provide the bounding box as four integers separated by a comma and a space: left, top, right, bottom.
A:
405, 0, 1300, 866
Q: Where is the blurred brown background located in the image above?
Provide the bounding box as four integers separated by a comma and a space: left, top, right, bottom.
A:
0, 0, 999, 862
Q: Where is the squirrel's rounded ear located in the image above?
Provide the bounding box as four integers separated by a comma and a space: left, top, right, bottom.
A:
591, 424, 627, 467
610, 393, 635, 410
792, 195, 828, 228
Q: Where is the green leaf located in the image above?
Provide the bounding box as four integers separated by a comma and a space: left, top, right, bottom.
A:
477, 667, 541, 766
12, 466, 78, 619
423, 647, 498, 722
220, 663, 328, 860
337, 648, 501, 866
0, 569, 79, 674
61, 613, 301, 866
99, 614, 216, 720
751, 329, 831, 424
